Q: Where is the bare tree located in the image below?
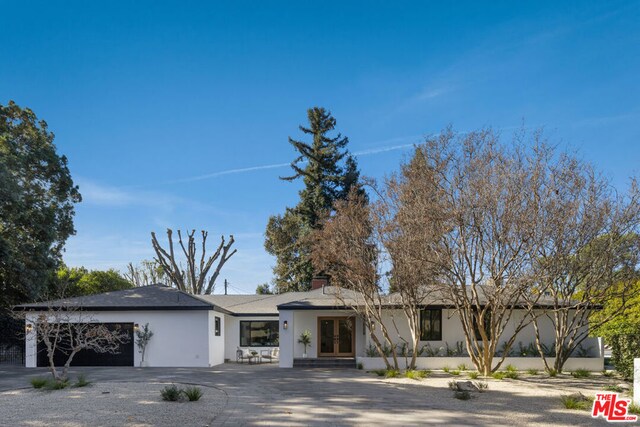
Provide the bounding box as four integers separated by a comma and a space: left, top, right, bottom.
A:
151, 229, 236, 295
124, 259, 170, 287
372, 153, 445, 370
527, 152, 640, 372
18, 303, 130, 382
311, 191, 401, 370
410, 129, 547, 375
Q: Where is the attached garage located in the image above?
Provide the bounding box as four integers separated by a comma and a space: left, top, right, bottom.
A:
19, 285, 230, 368
36, 323, 134, 367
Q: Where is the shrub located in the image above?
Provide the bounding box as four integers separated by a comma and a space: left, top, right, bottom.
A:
547, 368, 558, 377
560, 393, 592, 410
46, 379, 70, 390
30, 377, 49, 389
628, 402, 640, 415
603, 385, 625, 393
365, 343, 379, 357
474, 381, 488, 392
492, 372, 506, 380
571, 369, 591, 379
602, 370, 615, 377
468, 371, 479, 379
183, 386, 203, 401
609, 333, 640, 380
384, 369, 400, 378
161, 384, 182, 401
74, 374, 90, 388
450, 370, 461, 376
457, 363, 468, 371
405, 370, 429, 380
526, 369, 539, 375
504, 371, 519, 379
371, 369, 386, 377
357, 363, 363, 370
443, 366, 450, 373
504, 364, 517, 373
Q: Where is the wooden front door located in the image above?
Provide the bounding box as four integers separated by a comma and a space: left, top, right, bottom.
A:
317, 317, 355, 357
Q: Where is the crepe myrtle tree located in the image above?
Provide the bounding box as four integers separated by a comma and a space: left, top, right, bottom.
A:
525, 149, 640, 373
311, 189, 402, 370
18, 303, 130, 383
399, 128, 554, 376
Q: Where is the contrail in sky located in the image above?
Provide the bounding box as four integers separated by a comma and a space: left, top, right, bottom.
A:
166, 141, 419, 184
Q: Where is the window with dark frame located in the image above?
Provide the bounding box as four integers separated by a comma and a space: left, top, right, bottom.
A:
420, 309, 442, 341
214, 316, 221, 336
239, 320, 279, 347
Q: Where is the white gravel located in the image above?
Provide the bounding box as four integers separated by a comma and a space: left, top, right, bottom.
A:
0, 381, 226, 427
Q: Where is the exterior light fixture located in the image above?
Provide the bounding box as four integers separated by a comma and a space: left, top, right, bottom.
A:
283, 320, 288, 330
134, 323, 140, 331
25, 324, 33, 333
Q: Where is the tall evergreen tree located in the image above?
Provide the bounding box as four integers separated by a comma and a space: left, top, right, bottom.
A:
265, 107, 364, 292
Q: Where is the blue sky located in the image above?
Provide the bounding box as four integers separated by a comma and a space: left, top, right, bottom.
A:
1, 1, 639, 293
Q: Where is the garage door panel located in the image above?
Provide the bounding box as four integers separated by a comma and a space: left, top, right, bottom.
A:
37, 323, 134, 367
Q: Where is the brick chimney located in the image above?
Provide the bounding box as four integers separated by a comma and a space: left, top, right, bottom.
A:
310, 275, 329, 290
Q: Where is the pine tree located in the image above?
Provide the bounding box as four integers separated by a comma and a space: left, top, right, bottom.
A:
265, 107, 364, 292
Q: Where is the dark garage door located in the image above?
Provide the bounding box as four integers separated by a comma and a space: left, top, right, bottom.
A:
37, 323, 134, 367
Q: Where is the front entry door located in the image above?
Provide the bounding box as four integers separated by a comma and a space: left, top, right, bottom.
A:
318, 317, 355, 357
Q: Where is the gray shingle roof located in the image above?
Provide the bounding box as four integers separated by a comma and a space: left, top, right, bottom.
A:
196, 289, 336, 315
16, 285, 222, 312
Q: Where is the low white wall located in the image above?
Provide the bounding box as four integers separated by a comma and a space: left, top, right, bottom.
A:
25, 310, 215, 368
357, 356, 604, 371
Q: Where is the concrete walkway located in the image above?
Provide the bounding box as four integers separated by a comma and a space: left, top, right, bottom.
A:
0, 364, 608, 426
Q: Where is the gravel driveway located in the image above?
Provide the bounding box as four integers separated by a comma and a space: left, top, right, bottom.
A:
0, 364, 627, 426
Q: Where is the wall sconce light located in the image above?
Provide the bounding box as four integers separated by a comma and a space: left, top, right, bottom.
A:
25, 324, 33, 333
134, 323, 140, 331
283, 320, 288, 330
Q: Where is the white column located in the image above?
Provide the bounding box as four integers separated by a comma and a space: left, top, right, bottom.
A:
25, 317, 37, 368
279, 310, 294, 368
634, 359, 640, 406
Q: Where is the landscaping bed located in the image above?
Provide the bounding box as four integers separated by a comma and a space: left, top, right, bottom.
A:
0, 381, 226, 426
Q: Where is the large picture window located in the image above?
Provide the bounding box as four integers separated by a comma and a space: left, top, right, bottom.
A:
240, 321, 279, 347
420, 309, 442, 341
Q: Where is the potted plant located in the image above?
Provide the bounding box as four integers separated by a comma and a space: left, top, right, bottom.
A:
135, 323, 154, 367
298, 330, 312, 358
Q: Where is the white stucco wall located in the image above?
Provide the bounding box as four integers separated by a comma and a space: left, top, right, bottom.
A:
277, 306, 603, 369
208, 311, 225, 367
279, 311, 294, 368
279, 309, 364, 367
223, 315, 280, 362
366, 308, 601, 359
25, 310, 218, 368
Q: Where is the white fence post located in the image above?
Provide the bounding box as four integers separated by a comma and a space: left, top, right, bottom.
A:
634, 359, 640, 406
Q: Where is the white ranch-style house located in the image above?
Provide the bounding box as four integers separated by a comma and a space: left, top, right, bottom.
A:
18, 278, 604, 371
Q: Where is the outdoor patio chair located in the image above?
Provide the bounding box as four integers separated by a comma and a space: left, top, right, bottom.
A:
236, 347, 253, 363
260, 348, 279, 363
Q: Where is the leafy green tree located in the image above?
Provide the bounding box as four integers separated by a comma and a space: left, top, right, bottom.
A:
255, 283, 273, 295
265, 107, 364, 292
52, 266, 133, 297
0, 101, 81, 309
